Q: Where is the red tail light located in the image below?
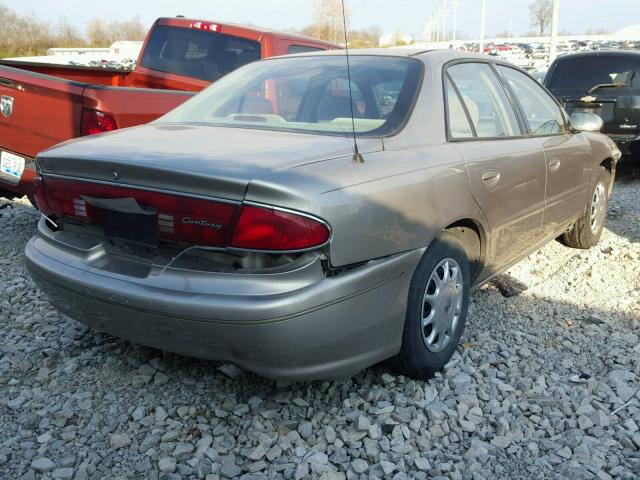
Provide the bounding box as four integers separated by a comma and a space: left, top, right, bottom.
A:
189, 21, 221, 32
37, 178, 330, 252
230, 204, 330, 251
80, 109, 118, 136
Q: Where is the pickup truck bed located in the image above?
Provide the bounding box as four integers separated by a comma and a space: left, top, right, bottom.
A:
0, 17, 339, 199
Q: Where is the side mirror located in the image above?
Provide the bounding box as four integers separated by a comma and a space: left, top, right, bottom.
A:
569, 111, 604, 132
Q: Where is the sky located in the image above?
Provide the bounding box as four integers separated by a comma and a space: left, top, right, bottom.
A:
3, 0, 639, 38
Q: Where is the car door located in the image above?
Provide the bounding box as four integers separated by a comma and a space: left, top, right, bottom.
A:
445, 62, 547, 269
497, 65, 593, 236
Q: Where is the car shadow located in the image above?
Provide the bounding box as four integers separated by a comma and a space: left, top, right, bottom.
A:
608, 164, 640, 244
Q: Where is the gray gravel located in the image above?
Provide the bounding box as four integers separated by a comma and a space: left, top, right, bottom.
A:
1, 171, 639, 480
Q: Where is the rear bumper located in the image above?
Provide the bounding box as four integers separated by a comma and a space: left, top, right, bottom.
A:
0, 149, 35, 198
607, 133, 640, 161
24, 220, 422, 380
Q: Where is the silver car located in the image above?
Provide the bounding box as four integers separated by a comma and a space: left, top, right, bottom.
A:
26, 50, 620, 380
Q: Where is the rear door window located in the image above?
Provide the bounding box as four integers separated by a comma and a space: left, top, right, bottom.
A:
498, 66, 567, 135
447, 63, 521, 138
445, 78, 474, 138
140, 25, 261, 81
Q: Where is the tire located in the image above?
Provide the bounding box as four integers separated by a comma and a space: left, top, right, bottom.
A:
560, 167, 610, 249
27, 194, 38, 209
389, 233, 471, 380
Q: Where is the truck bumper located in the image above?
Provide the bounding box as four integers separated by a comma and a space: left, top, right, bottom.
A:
24, 219, 422, 380
609, 133, 640, 162
0, 149, 35, 198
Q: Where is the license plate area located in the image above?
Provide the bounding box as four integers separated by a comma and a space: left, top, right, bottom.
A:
102, 209, 159, 248
0, 150, 25, 183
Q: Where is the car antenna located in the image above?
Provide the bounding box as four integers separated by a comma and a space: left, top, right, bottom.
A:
341, 0, 364, 164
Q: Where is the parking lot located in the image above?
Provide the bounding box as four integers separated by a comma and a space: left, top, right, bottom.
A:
0, 168, 638, 479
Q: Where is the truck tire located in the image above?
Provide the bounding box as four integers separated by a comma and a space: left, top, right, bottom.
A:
389, 233, 470, 380
560, 167, 610, 249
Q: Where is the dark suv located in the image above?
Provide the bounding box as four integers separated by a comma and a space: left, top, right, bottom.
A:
545, 51, 640, 161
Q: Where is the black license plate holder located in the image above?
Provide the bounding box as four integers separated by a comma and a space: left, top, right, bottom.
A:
102, 209, 159, 248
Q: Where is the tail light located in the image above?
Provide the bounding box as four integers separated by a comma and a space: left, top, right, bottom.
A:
230, 204, 330, 251
80, 109, 117, 137
37, 178, 330, 251
189, 21, 221, 32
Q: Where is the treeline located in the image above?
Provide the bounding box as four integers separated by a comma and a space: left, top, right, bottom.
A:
0, 3, 147, 57
294, 0, 382, 48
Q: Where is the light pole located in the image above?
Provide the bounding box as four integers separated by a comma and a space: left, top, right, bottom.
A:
452, 0, 459, 43
549, 0, 560, 64
442, 1, 448, 42
479, 0, 486, 54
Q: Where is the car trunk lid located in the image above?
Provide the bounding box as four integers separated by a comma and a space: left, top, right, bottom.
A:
36, 124, 379, 250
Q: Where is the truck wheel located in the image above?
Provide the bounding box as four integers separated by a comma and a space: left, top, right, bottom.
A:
27, 194, 38, 209
389, 233, 470, 380
560, 167, 610, 249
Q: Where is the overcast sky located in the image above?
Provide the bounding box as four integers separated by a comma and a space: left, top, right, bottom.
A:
4, 0, 639, 38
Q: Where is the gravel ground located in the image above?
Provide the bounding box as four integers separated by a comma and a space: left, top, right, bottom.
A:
0, 170, 639, 480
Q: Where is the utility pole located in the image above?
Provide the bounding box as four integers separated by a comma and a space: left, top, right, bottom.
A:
549, 0, 560, 64
435, 6, 441, 42
452, 0, 459, 43
479, 0, 486, 54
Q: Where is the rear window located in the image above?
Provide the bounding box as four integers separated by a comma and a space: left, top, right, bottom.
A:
547, 55, 640, 92
157, 55, 423, 137
139, 25, 261, 81
287, 45, 325, 54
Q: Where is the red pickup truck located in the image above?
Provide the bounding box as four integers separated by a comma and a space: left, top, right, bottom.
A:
0, 17, 339, 201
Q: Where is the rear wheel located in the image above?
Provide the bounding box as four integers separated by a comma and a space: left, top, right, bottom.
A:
560, 167, 610, 249
390, 233, 470, 380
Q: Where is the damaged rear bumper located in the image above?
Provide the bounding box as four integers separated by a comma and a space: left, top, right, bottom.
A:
25, 219, 422, 380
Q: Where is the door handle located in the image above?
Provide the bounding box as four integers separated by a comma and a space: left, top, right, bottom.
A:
481, 170, 501, 186
548, 159, 561, 171
0, 78, 14, 87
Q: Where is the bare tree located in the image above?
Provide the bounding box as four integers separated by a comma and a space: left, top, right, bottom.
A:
86, 15, 147, 47
529, 0, 552, 36
55, 17, 84, 47
86, 19, 111, 47
111, 15, 147, 42
307, 0, 351, 44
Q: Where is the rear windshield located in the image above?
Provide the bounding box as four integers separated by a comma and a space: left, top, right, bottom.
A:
156, 55, 423, 137
547, 55, 640, 92
139, 25, 261, 81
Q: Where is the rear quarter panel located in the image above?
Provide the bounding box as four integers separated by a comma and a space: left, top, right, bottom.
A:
246, 145, 484, 267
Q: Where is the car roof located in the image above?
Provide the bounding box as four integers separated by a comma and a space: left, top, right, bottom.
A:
553, 50, 640, 61
279, 48, 488, 62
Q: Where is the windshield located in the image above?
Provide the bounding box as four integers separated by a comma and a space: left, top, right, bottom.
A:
139, 25, 261, 81
156, 55, 423, 137
547, 56, 639, 92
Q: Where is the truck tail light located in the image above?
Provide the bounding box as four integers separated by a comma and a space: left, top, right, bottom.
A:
37, 178, 330, 252
189, 21, 220, 32
80, 109, 118, 136
230, 205, 330, 251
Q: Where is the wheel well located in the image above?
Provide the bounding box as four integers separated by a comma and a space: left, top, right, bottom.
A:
444, 220, 484, 282
599, 158, 615, 193
600, 158, 614, 173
